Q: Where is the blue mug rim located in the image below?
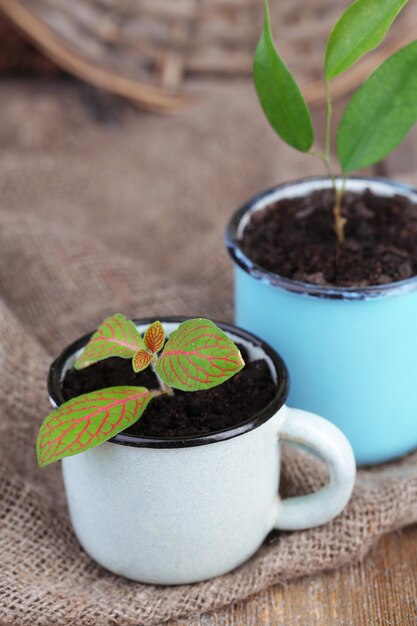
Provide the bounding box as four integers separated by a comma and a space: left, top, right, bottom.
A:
48, 317, 289, 449
225, 175, 417, 301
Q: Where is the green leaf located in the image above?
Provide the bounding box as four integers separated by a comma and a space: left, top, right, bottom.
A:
144, 320, 165, 354
37, 387, 153, 467
337, 39, 417, 174
75, 313, 145, 369
132, 349, 153, 373
253, 0, 314, 152
155, 318, 245, 392
325, 0, 408, 80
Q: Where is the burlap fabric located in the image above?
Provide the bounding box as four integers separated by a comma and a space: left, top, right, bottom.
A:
1, 79, 417, 625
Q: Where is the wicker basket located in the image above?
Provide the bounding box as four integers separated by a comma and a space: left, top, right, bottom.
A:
0, 13, 56, 73
0, 0, 416, 111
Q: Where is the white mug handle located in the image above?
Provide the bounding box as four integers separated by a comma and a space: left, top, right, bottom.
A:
274, 407, 356, 530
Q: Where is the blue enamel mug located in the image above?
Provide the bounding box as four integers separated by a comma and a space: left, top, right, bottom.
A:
226, 176, 417, 465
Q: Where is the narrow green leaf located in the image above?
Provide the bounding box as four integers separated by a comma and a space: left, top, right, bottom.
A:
155, 319, 245, 392
253, 0, 314, 152
37, 387, 153, 467
325, 0, 408, 80
337, 39, 417, 174
75, 313, 145, 369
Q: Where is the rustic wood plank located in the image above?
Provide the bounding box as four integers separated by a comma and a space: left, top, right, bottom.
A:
169, 525, 417, 625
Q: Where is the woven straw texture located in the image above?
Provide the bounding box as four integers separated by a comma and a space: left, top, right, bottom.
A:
0, 13, 57, 73
1, 0, 417, 109
0, 79, 417, 625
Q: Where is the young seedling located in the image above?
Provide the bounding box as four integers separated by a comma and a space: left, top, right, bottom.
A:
37, 314, 245, 467
254, 0, 416, 243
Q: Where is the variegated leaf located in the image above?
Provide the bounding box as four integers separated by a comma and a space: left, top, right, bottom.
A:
144, 320, 165, 354
75, 313, 145, 369
37, 386, 153, 467
155, 318, 244, 392
132, 349, 153, 373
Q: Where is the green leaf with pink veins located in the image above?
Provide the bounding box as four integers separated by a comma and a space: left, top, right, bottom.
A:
143, 320, 165, 353
75, 313, 145, 369
37, 386, 153, 467
155, 318, 245, 392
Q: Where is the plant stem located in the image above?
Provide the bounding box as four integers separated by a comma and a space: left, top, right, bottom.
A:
324, 78, 332, 165
308, 78, 346, 245
309, 150, 335, 184
151, 355, 174, 396
333, 175, 347, 245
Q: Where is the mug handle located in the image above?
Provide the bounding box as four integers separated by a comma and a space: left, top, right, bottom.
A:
274, 407, 356, 530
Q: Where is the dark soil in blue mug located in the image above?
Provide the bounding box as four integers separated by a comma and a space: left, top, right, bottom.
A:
62, 343, 278, 438
241, 188, 417, 287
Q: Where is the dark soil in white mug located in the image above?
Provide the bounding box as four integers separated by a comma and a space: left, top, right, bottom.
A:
62, 343, 278, 438
240, 188, 417, 287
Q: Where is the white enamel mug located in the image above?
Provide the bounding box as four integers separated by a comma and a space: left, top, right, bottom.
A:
48, 318, 356, 585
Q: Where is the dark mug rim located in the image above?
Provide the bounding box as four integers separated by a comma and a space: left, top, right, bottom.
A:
225, 175, 417, 300
48, 317, 289, 449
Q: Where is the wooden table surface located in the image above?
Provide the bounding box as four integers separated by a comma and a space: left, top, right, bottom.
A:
169, 524, 417, 625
